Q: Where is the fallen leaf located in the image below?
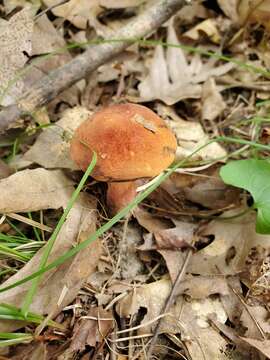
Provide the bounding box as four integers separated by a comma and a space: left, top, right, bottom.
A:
0, 7, 34, 106
154, 222, 196, 250
31, 13, 66, 55
170, 169, 240, 210
201, 78, 226, 121
117, 278, 229, 358
157, 104, 227, 161
217, 0, 240, 22
43, 0, 102, 29
188, 210, 270, 275
113, 223, 144, 280
177, 274, 230, 299
100, 0, 145, 7
183, 19, 221, 44
239, 337, 270, 358
0, 168, 74, 213
138, 22, 234, 105
23, 107, 92, 169
70, 307, 113, 351
240, 304, 270, 338
0, 159, 12, 179
239, 0, 270, 28
0, 193, 101, 333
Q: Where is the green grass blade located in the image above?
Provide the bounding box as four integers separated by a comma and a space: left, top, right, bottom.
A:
21, 153, 97, 316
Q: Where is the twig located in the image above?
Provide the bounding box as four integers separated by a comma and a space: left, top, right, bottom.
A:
147, 247, 194, 359
0, 0, 187, 133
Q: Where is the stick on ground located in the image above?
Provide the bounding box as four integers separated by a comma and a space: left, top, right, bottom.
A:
0, 0, 187, 133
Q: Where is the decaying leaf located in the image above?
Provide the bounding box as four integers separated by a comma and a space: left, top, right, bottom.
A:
201, 78, 226, 121
0, 7, 34, 106
138, 22, 234, 105
31, 13, 66, 55
157, 104, 227, 161
0, 193, 101, 332
239, 338, 270, 358
217, 0, 240, 22
169, 168, 240, 210
188, 210, 270, 275
43, 0, 102, 29
70, 307, 113, 351
0, 168, 74, 213
183, 19, 221, 44
23, 107, 92, 169
117, 278, 229, 358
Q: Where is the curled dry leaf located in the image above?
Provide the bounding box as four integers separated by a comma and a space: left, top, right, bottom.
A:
0, 7, 34, 106
23, 107, 92, 169
0, 193, 101, 333
70, 307, 113, 351
0, 168, 74, 213
183, 19, 221, 44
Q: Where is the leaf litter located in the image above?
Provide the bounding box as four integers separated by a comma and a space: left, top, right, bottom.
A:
0, 0, 270, 359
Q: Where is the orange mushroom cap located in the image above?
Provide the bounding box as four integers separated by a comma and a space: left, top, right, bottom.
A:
70, 103, 177, 181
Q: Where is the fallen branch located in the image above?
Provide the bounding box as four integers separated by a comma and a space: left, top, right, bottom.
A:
0, 0, 187, 133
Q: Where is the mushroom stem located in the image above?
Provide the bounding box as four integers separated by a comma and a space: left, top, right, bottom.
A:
107, 181, 139, 215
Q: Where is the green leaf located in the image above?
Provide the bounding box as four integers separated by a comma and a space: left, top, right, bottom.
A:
220, 159, 270, 234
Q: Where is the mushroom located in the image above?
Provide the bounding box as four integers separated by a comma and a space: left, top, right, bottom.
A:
70, 103, 177, 214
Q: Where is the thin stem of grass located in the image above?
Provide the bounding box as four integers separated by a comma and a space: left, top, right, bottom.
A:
20, 153, 97, 316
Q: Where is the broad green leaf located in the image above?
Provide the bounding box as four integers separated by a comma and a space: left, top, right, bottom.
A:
220, 159, 270, 234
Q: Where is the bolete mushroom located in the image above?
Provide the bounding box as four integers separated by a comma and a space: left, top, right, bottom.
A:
70, 103, 177, 214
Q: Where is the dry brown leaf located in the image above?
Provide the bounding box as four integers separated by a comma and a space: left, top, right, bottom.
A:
239, 338, 270, 358
217, 0, 240, 22
43, 0, 102, 29
3, 0, 40, 14
201, 78, 226, 121
117, 278, 228, 358
154, 223, 195, 282
188, 210, 270, 276
70, 307, 113, 351
0, 7, 34, 106
114, 223, 144, 280
100, 0, 145, 7
240, 304, 270, 338
31, 14, 66, 55
133, 207, 171, 233
177, 274, 230, 299
157, 104, 227, 161
0, 159, 12, 179
238, 0, 270, 27
169, 169, 240, 210
183, 19, 221, 44
0, 168, 74, 213
138, 22, 234, 105
0, 193, 101, 333
154, 223, 196, 250
23, 107, 92, 169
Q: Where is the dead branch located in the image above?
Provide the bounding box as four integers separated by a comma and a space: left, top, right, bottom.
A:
0, 0, 187, 133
